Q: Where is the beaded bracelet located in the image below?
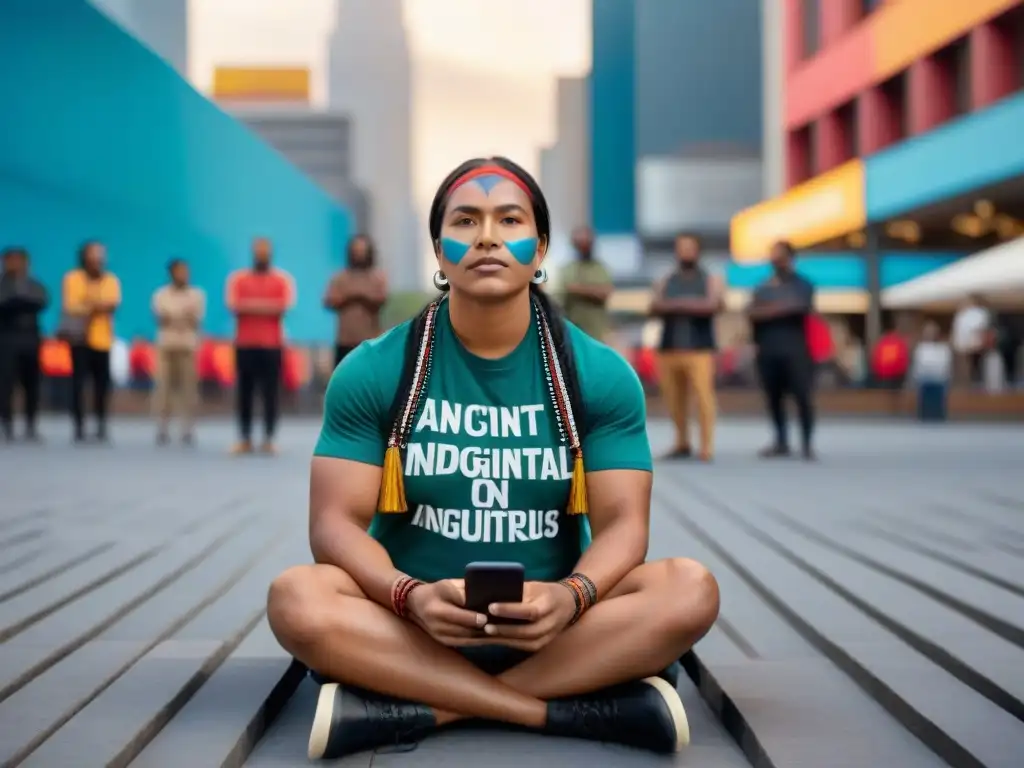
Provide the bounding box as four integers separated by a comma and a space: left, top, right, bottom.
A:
390, 575, 425, 618
558, 572, 599, 625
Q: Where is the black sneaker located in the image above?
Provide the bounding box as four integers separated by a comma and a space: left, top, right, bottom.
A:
545, 676, 689, 753
307, 683, 436, 760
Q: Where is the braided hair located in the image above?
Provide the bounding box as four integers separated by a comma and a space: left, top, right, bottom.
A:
376, 156, 589, 515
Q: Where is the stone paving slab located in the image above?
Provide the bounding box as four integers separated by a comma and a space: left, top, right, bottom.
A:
0, 417, 1020, 767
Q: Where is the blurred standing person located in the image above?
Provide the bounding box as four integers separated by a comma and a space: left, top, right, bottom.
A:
152, 258, 206, 445
61, 241, 121, 443
558, 226, 614, 341
225, 237, 295, 455
747, 241, 817, 460
649, 234, 724, 461
951, 295, 990, 386
0, 247, 49, 442
909, 321, 952, 422
323, 235, 388, 367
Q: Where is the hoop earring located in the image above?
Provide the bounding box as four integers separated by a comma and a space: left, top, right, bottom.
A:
433, 270, 449, 291
532, 266, 548, 285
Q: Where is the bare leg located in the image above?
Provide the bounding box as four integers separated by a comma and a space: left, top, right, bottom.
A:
267, 565, 547, 728
499, 558, 719, 700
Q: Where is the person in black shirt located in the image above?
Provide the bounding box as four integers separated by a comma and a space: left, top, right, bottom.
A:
0, 247, 49, 441
650, 233, 724, 460
747, 241, 816, 460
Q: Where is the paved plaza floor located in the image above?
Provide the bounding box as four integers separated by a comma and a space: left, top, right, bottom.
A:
0, 416, 1021, 767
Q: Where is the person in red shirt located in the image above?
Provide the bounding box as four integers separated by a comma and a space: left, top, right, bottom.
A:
225, 237, 296, 455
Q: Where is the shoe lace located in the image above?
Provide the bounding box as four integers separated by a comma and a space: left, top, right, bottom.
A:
573, 697, 615, 739
374, 700, 423, 755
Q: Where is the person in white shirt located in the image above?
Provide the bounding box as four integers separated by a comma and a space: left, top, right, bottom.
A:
909, 321, 952, 422
950, 295, 990, 385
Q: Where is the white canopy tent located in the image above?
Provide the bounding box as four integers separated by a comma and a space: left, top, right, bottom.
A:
882, 236, 1024, 309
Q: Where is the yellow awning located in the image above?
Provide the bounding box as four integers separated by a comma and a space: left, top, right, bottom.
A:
730, 160, 866, 263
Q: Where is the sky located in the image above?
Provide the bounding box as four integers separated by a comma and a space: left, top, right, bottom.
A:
187, 0, 591, 229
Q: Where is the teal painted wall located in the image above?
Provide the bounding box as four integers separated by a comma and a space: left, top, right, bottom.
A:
0, 0, 353, 342
727, 252, 964, 290
866, 92, 1024, 221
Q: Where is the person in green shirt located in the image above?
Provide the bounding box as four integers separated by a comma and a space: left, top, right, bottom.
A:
266, 157, 720, 761
558, 226, 613, 341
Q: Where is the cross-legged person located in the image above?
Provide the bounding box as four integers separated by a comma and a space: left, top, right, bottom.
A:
266, 157, 720, 760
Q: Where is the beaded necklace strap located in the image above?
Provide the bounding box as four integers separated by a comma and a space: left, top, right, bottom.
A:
377, 294, 588, 515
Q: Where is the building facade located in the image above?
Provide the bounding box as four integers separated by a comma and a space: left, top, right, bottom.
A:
90, 0, 188, 76
588, 0, 764, 326
732, 0, 1024, 341
327, 0, 419, 290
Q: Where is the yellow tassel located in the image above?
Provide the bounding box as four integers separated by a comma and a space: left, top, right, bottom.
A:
378, 445, 408, 513
567, 453, 588, 515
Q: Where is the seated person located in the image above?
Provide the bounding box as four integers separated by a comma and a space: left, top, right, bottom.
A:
266, 156, 721, 760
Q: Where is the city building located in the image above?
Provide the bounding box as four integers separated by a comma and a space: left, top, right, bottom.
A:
2, 0, 353, 343
587, 0, 764, 342
733, 0, 1024, 343
90, 0, 188, 76
232, 108, 371, 234
327, 0, 419, 289
539, 76, 590, 272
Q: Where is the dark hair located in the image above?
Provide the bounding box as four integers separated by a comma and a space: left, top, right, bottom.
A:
2, 246, 27, 262
390, 155, 585, 439
346, 234, 375, 268
77, 240, 100, 268
675, 231, 702, 247
167, 257, 185, 273
772, 240, 795, 258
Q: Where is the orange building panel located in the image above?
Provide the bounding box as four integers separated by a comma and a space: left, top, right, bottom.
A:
784, 0, 1023, 130
212, 66, 310, 103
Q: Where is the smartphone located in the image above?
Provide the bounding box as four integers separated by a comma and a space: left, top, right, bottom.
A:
464, 561, 526, 625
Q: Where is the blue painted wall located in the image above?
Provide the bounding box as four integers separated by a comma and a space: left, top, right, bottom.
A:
634, 0, 762, 157
727, 252, 965, 290
866, 92, 1024, 221
0, 0, 353, 342
589, 0, 636, 235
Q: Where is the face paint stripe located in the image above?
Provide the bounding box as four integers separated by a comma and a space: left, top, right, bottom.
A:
504, 237, 539, 266
440, 237, 471, 265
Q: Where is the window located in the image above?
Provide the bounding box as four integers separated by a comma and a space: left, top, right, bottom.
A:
802, 0, 820, 58
881, 74, 909, 141
1015, 7, 1024, 91
948, 37, 972, 116
838, 101, 858, 159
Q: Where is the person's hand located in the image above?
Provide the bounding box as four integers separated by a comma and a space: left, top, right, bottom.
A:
482, 581, 578, 652
404, 579, 488, 647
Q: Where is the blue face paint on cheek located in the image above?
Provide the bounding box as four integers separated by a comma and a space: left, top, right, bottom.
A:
504, 237, 539, 266
440, 237, 471, 265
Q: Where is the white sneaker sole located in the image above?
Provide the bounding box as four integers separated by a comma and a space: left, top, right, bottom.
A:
641, 676, 691, 751
307, 682, 339, 760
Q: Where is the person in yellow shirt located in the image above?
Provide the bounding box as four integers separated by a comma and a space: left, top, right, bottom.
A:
61, 241, 121, 442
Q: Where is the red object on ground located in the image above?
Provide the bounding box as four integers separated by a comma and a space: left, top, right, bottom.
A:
129, 341, 157, 379
805, 314, 834, 363
871, 332, 910, 380
633, 346, 658, 385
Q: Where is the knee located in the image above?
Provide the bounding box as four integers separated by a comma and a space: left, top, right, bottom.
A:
654, 558, 720, 639
267, 565, 330, 652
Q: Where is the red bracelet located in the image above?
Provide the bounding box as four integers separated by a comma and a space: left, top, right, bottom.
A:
390, 575, 425, 618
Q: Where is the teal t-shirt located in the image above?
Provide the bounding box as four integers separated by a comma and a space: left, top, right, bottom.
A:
314, 301, 652, 583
